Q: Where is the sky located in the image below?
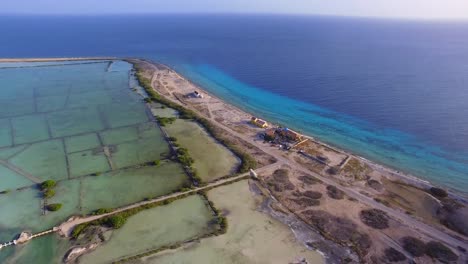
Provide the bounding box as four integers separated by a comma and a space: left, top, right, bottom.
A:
1, 0, 468, 20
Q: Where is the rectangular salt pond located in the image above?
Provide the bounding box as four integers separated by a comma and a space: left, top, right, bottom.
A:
163, 119, 240, 182
0, 233, 71, 264
0, 163, 188, 238
0, 60, 170, 184
79, 195, 216, 264
0, 60, 189, 261
140, 180, 324, 264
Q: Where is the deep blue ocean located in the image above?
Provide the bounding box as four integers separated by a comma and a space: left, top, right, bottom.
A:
1, 15, 467, 193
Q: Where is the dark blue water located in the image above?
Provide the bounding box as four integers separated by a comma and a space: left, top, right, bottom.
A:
1, 15, 467, 192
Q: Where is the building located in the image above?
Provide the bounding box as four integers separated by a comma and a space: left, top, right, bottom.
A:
263, 128, 277, 140
193, 91, 203, 98
280, 127, 303, 141
250, 117, 268, 128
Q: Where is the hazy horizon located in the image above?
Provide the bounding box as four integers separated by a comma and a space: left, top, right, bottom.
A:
1, 0, 468, 21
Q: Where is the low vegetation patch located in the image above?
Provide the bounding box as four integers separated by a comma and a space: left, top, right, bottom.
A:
437, 198, 468, 236
0, 189, 11, 194
43, 189, 56, 199
268, 169, 295, 192
40, 180, 56, 190
175, 147, 202, 185
156, 116, 176, 126
298, 175, 321, 185
425, 241, 458, 263
302, 191, 323, 199
302, 209, 371, 258
373, 197, 391, 207
39, 179, 58, 199
343, 158, 370, 180
401, 236, 426, 257
272, 169, 289, 180
290, 197, 320, 207
367, 179, 383, 191
383, 247, 407, 262
429, 187, 448, 198
326, 166, 340, 175
92, 208, 113, 215
46, 203, 62, 211
326, 185, 344, 200
104, 215, 127, 229
359, 209, 389, 229
71, 223, 89, 239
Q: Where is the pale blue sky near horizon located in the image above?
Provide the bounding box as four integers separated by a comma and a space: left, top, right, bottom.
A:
1, 0, 468, 20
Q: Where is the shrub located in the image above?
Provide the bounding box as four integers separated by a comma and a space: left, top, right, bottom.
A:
177, 148, 188, 155
71, 223, 89, 239
327, 166, 340, 175
40, 180, 56, 190
298, 175, 320, 185
105, 215, 127, 229
0, 189, 11, 194
46, 203, 62, 211
43, 189, 56, 199
264, 134, 275, 141
384, 247, 407, 262
290, 197, 320, 207
168, 136, 177, 142
156, 116, 176, 126
401, 236, 426, 257
217, 216, 228, 232
425, 241, 458, 262
178, 154, 194, 166
373, 197, 391, 207
326, 185, 344, 200
272, 169, 289, 180
359, 209, 389, 229
153, 160, 161, 166
302, 191, 323, 199
429, 187, 448, 198
143, 97, 152, 103
367, 179, 383, 191
176, 148, 195, 167
92, 208, 113, 215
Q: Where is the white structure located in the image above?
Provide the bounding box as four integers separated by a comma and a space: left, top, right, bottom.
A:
193, 91, 203, 98
249, 169, 258, 179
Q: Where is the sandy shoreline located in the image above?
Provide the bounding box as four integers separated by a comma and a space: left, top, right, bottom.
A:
140, 58, 466, 200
